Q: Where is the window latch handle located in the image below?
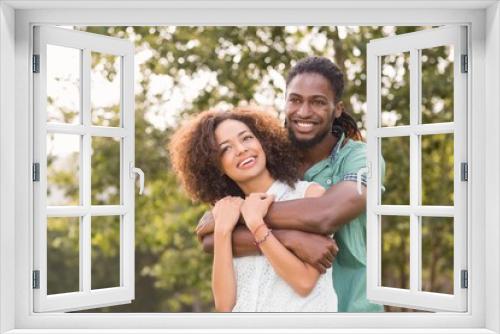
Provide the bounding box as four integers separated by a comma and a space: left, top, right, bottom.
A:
130, 162, 145, 195
357, 166, 368, 195
356, 162, 371, 195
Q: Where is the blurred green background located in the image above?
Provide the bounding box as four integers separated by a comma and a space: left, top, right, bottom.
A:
45, 26, 454, 312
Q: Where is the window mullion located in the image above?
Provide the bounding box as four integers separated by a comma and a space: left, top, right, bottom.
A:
409, 48, 421, 293
375, 205, 454, 216
81, 48, 91, 293
46, 123, 127, 137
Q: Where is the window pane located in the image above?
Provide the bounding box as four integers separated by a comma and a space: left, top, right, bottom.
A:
421, 133, 454, 206
91, 137, 121, 205
91, 216, 121, 289
421, 217, 454, 294
381, 136, 410, 205
47, 133, 80, 206
380, 52, 410, 127
421, 46, 454, 124
381, 215, 410, 289
91, 52, 121, 127
47, 45, 80, 124
47, 217, 80, 294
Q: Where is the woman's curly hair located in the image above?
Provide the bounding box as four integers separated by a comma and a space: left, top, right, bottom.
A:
169, 107, 301, 204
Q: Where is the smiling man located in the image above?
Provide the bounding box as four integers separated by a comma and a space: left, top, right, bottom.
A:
198, 56, 383, 312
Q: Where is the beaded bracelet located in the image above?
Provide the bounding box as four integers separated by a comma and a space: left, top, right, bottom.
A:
254, 228, 272, 246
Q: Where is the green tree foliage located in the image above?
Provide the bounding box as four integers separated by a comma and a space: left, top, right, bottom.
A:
45, 26, 454, 312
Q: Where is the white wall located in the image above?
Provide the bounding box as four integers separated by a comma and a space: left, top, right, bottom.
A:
0, 2, 16, 333
485, 1, 500, 333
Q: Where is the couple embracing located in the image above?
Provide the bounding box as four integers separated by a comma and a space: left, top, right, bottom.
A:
169, 56, 383, 313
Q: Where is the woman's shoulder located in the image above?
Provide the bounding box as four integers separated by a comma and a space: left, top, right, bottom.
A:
288, 180, 324, 199
302, 181, 325, 198
271, 180, 324, 201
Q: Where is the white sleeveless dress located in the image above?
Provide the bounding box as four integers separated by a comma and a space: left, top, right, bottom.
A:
231, 180, 338, 312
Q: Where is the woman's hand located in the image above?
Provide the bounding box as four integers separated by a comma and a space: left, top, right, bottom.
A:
212, 196, 244, 235
240, 193, 275, 233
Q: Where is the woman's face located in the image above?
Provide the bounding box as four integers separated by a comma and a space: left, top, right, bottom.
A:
215, 119, 267, 184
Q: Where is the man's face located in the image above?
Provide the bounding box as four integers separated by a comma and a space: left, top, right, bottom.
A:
285, 73, 342, 149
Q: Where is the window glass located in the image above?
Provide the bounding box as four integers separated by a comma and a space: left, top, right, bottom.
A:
421, 46, 454, 124
421, 217, 454, 294
47, 217, 80, 294
46, 134, 80, 206
91, 216, 121, 290
91, 52, 121, 127
381, 136, 410, 205
91, 137, 121, 205
421, 134, 454, 206
381, 215, 410, 289
381, 52, 410, 127
46, 45, 81, 124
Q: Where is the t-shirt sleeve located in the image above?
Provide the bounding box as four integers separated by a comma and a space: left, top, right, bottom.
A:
341, 143, 368, 187
341, 142, 386, 191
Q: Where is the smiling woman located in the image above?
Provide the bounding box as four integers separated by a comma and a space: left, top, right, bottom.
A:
168, 107, 337, 312
169, 108, 300, 204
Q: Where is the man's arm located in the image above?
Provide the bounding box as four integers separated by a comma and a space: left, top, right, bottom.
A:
201, 225, 338, 273
202, 225, 259, 256
264, 181, 366, 235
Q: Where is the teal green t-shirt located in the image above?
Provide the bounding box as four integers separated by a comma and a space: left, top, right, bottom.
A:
303, 136, 383, 312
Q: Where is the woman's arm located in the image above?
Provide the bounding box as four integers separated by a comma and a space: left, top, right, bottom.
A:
212, 229, 237, 311
199, 185, 338, 273
241, 186, 326, 297
210, 196, 242, 312
253, 222, 320, 297
256, 183, 326, 296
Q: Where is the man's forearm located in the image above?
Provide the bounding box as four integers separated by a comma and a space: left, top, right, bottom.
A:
202, 226, 298, 257
202, 225, 260, 256
264, 181, 366, 235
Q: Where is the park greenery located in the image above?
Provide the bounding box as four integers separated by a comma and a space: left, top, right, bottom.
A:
45, 26, 454, 312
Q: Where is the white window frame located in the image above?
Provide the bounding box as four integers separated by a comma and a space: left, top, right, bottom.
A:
0, 1, 499, 333
33, 25, 136, 312
366, 25, 468, 312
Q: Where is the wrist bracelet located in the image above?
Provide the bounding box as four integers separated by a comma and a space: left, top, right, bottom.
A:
254, 229, 272, 246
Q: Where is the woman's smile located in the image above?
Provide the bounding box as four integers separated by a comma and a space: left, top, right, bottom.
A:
237, 156, 257, 169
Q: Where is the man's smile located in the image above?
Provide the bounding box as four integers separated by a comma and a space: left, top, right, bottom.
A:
292, 119, 319, 134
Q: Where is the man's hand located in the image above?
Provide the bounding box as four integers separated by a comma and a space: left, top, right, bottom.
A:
275, 230, 339, 274
195, 210, 215, 241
